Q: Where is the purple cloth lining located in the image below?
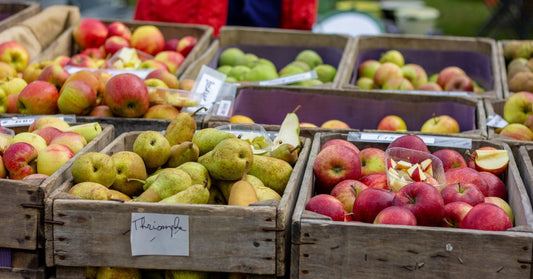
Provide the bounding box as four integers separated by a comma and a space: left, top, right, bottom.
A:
351, 48, 494, 90
0, 248, 11, 267
0, 14, 12, 21
233, 88, 477, 130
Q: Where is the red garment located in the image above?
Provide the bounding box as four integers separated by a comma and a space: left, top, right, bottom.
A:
281, 0, 317, 30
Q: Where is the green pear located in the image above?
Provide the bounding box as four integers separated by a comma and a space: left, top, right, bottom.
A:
257, 58, 277, 72
217, 65, 233, 75
295, 49, 323, 68
314, 64, 337, 83
243, 64, 279, 81
218, 47, 245, 66
142, 168, 183, 191
166, 141, 200, 168
292, 79, 323, 86
234, 53, 259, 68
278, 64, 305, 77
96, 266, 141, 279
191, 128, 236, 155
216, 174, 265, 201
165, 270, 208, 279
228, 65, 251, 81
253, 184, 282, 201
133, 131, 171, 169
68, 182, 112, 200
110, 151, 147, 197
177, 161, 211, 189
225, 76, 238, 83
268, 143, 300, 165
134, 168, 192, 202
248, 155, 293, 195
198, 138, 253, 181
159, 184, 209, 204
71, 152, 116, 187
64, 122, 102, 142
165, 108, 205, 146
288, 60, 311, 71
208, 185, 226, 204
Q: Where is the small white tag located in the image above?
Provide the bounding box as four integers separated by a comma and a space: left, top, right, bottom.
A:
258, 70, 318, 86
486, 114, 508, 129
0, 115, 76, 128
186, 66, 226, 114
130, 213, 189, 256
360, 132, 401, 142
348, 132, 471, 149
64, 66, 154, 79
216, 100, 232, 116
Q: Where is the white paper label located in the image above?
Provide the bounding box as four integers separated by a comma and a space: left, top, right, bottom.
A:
216, 100, 232, 116
130, 213, 189, 256
258, 70, 318, 86
64, 66, 154, 79
486, 114, 508, 129
0, 115, 76, 127
348, 132, 472, 149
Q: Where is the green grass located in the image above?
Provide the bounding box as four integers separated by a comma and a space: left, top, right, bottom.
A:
423, 0, 491, 37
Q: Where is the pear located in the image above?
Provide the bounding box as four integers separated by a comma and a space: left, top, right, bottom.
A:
110, 151, 147, 196
198, 138, 253, 181
64, 122, 102, 142
248, 155, 293, 195
96, 266, 141, 279
142, 168, 182, 191
108, 189, 132, 201
177, 161, 211, 189
191, 128, 236, 155
166, 141, 200, 168
253, 184, 282, 201
159, 184, 209, 204
243, 63, 279, 81
165, 107, 206, 146
272, 108, 300, 150
68, 182, 112, 200
133, 130, 171, 169
228, 162, 258, 206
208, 186, 226, 204
218, 47, 245, 66
216, 174, 265, 201
268, 143, 301, 165
134, 168, 192, 202
165, 270, 208, 279
295, 49, 323, 68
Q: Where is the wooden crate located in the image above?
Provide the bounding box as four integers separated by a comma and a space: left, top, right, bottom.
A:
516, 145, 533, 212
45, 131, 311, 277
204, 85, 487, 140
337, 34, 502, 99
0, 248, 48, 279
291, 132, 533, 278
0, 124, 114, 251
180, 26, 354, 88
0, 1, 40, 31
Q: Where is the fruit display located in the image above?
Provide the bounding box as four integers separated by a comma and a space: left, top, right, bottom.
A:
500, 40, 533, 95
45, 110, 310, 276
486, 91, 533, 142
292, 132, 533, 278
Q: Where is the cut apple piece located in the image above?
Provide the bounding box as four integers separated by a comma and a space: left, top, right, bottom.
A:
407, 164, 426, 182
424, 176, 439, 187
420, 158, 432, 171
396, 160, 412, 169
474, 149, 509, 176
387, 158, 397, 169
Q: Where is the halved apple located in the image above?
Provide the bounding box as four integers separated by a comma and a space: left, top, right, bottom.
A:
474, 149, 509, 176
407, 164, 426, 182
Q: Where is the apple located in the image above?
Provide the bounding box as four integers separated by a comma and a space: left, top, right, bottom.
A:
445, 166, 489, 197
179, 79, 195, 91
417, 81, 443, 91
393, 181, 445, 226
356, 77, 375, 90
145, 68, 179, 89
473, 148, 509, 175
36, 143, 74, 176
0, 41, 30, 72
0, 154, 7, 178
54, 55, 71, 67
420, 115, 460, 134
132, 130, 171, 169
107, 21, 132, 42
80, 47, 106, 60
164, 38, 180, 51
382, 77, 414, 90
71, 152, 116, 187
484, 196, 514, 224
110, 151, 147, 197
401, 63, 428, 89
65, 70, 100, 95
440, 182, 485, 206
177, 36, 197, 57
0, 61, 17, 81
357, 59, 381, 79
28, 115, 70, 132
313, 144, 362, 194
305, 194, 346, 221
373, 205, 417, 226
0, 87, 7, 113
377, 115, 407, 131
37, 64, 70, 90
436, 66, 466, 88
104, 36, 130, 56
32, 126, 63, 145
379, 50, 404, 67
67, 54, 98, 69
17, 81, 59, 114
499, 123, 533, 141
3, 142, 38, 179
6, 93, 18, 113
89, 105, 113, 117
352, 187, 395, 223
359, 173, 389, 190
441, 201, 473, 228
320, 139, 360, 154
0, 77, 27, 95
321, 119, 350, 129
138, 59, 170, 72
460, 202, 512, 231
432, 149, 467, 172
143, 104, 180, 119
387, 134, 429, 153
58, 80, 97, 115
130, 25, 165, 56
359, 147, 386, 176
479, 171, 507, 200
72, 18, 108, 50
23, 61, 54, 83
373, 62, 403, 88
154, 51, 185, 74
11, 132, 47, 153
50, 131, 87, 154
300, 122, 318, 128
22, 173, 49, 180
444, 74, 474, 91
330, 179, 368, 213
104, 73, 150, 118
503, 91, 533, 124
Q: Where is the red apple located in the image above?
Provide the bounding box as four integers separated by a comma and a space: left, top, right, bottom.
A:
432, 149, 467, 172
417, 81, 443, 91
373, 205, 417, 226
130, 25, 165, 56
473, 148, 509, 176
393, 181, 445, 226
401, 63, 428, 89
176, 36, 197, 57
80, 47, 106, 60
3, 142, 38, 179
6, 93, 18, 113
441, 201, 473, 228
387, 134, 429, 153
499, 123, 533, 141
145, 68, 180, 89
17, 81, 59, 114
72, 18, 108, 50
359, 147, 386, 176
164, 38, 180, 51
36, 143, 75, 176
440, 182, 485, 206
330, 179, 368, 213
359, 173, 389, 190
484, 196, 514, 224
321, 119, 350, 129
445, 166, 489, 196
32, 126, 63, 145
22, 173, 49, 180
23, 61, 54, 83
37, 64, 70, 90
143, 104, 180, 119
313, 144, 362, 194
154, 50, 185, 74
50, 131, 87, 154
320, 139, 360, 154
104, 36, 130, 56
444, 74, 474, 91
0, 41, 30, 72
357, 59, 381, 79
305, 194, 346, 221
460, 202, 512, 231
67, 54, 98, 69
58, 80, 97, 115
479, 171, 507, 200
382, 77, 414, 90
373, 62, 403, 87
352, 187, 395, 223
54, 55, 71, 67
436, 66, 466, 88
64, 70, 100, 94
107, 21, 132, 42
138, 59, 170, 72
104, 73, 150, 118
420, 115, 460, 134
89, 105, 113, 117
377, 115, 407, 131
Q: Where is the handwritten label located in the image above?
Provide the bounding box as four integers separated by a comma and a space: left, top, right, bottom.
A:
0, 115, 76, 128
130, 213, 189, 256
64, 66, 154, 79
258, 70, 318, 86
486, 114, 508, 129
186, 66, 226, 114
348, 132, 471, 149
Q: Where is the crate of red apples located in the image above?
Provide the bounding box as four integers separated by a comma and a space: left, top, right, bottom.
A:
291, 132, 533, 278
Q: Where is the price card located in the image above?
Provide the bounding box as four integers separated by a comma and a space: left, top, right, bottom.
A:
130, 213, 189, 256
185, 65, 226, 114
486, 114, 508, 129
0, 114, 76, 128
258, 70, 318, 86
348, 132, 472, 149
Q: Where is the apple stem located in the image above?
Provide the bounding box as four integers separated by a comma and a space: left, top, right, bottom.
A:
292, 105, 301, 114
403, 192, 416, 204
191, 106, 207, 117
432, 113, 438, 124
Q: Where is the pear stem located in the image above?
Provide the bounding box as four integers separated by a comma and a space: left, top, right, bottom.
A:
241, 161, 250, 181
127, 178, 146, 184
290, 144, 302, 153
191, 106, 208, 117
292, 105, 301, 114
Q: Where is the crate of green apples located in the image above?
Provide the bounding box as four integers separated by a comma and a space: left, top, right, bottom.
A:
338, 34, 502, 99
45, 110, 310, 277
181, 26, 353, 88
291, 132, 533, 278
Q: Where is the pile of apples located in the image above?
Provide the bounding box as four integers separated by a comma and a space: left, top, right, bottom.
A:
0, 115, 103, 180
500, 91, 533, 141
377, 114, 460, 133
355, 49, 484, 93
502, 40, 533, 93
308, 134, 514, 231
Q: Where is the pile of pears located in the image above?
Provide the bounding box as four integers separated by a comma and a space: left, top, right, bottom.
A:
502, 40, 533, 93
217, 47, 337, 86
67, 108, 302, 207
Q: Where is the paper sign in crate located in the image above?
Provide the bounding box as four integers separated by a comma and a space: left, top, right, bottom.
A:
337, 34, 502, 99
291, 132, 533, 279
0, 1, 40, 31
180, 26, 354, 88
45, 131, 311, 277
0, 123, 114, 252
204, 85, 487, 139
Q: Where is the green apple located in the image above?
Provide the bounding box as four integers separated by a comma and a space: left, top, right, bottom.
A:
295, 49, 323, 68
218, 47, 245, 66
110, 151, 147, 196
11, 132, 47, 153
132, 130, 171, 169
314, 64, 337, 83
503, 91, 533, 124
0, 77, 27, 96
379, 49, 405, 67
71, 152, 116, 187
